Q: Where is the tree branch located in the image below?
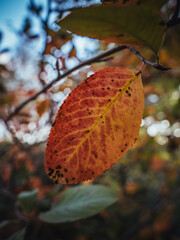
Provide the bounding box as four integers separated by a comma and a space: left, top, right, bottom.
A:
127, 46, 170, 70
5, 45, 169, 122
5, 45, 126, 122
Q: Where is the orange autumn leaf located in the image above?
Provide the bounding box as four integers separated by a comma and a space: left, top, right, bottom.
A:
45, 67, 144, 184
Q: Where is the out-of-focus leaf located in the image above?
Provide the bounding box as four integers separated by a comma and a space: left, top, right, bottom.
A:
8, 228, 26, 240
39, 185, 119, 223
18, 189, 38, 213
37, 99, 50, 117
69, 46, 77, 58
58, 5, 166, 54
44, 29, 72, 55
0, 95, 13, 105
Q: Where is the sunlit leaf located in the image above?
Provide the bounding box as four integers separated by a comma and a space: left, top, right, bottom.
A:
39, 185, 119, 223
58, 5, 166, 54
45, 67, 144, 184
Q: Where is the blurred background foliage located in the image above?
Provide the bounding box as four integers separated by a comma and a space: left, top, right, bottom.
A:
0, 0, 180, 239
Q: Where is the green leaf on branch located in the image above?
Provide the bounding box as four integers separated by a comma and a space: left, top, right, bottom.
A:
58, 4, 166, 54
18, 189, 38, 213
39, 185, 119, 223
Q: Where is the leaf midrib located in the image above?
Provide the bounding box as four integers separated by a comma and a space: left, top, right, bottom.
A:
66, 71, 139, 164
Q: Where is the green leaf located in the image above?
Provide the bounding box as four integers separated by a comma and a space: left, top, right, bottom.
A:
101, 0, 167, 11
18, 189, 38, 213
8, 228, 26, 240
39, 185, 119, 223
58, 5, 166, 54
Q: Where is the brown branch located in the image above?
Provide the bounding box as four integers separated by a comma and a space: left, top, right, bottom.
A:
5, 45, 169, 122
5, 45, 126, 122
127, 46, 170, 71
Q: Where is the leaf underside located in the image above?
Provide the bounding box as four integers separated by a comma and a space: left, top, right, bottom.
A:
45, 67, 144, 184
58, 5, 166, 54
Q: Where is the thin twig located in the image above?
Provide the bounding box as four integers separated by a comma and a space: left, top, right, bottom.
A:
5, 45, 169, 122
127, 46, 170, 70
5, 45, 126, 122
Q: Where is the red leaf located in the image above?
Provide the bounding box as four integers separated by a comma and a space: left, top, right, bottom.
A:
45, 67, 144, 184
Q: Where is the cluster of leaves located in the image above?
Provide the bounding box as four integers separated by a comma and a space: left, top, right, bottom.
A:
0, 0, 180, 239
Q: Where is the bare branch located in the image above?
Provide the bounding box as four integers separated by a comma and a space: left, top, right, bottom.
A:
5, 45, 169, 122
127, 46, 170, 71
5, 45, 127, 122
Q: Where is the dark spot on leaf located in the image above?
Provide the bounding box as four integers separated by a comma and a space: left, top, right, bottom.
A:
72, 177, 75, 180
66, 178, 69, 183
64, 168, 68, 172
117, 34, 124, 37
60, 174, 64, 177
